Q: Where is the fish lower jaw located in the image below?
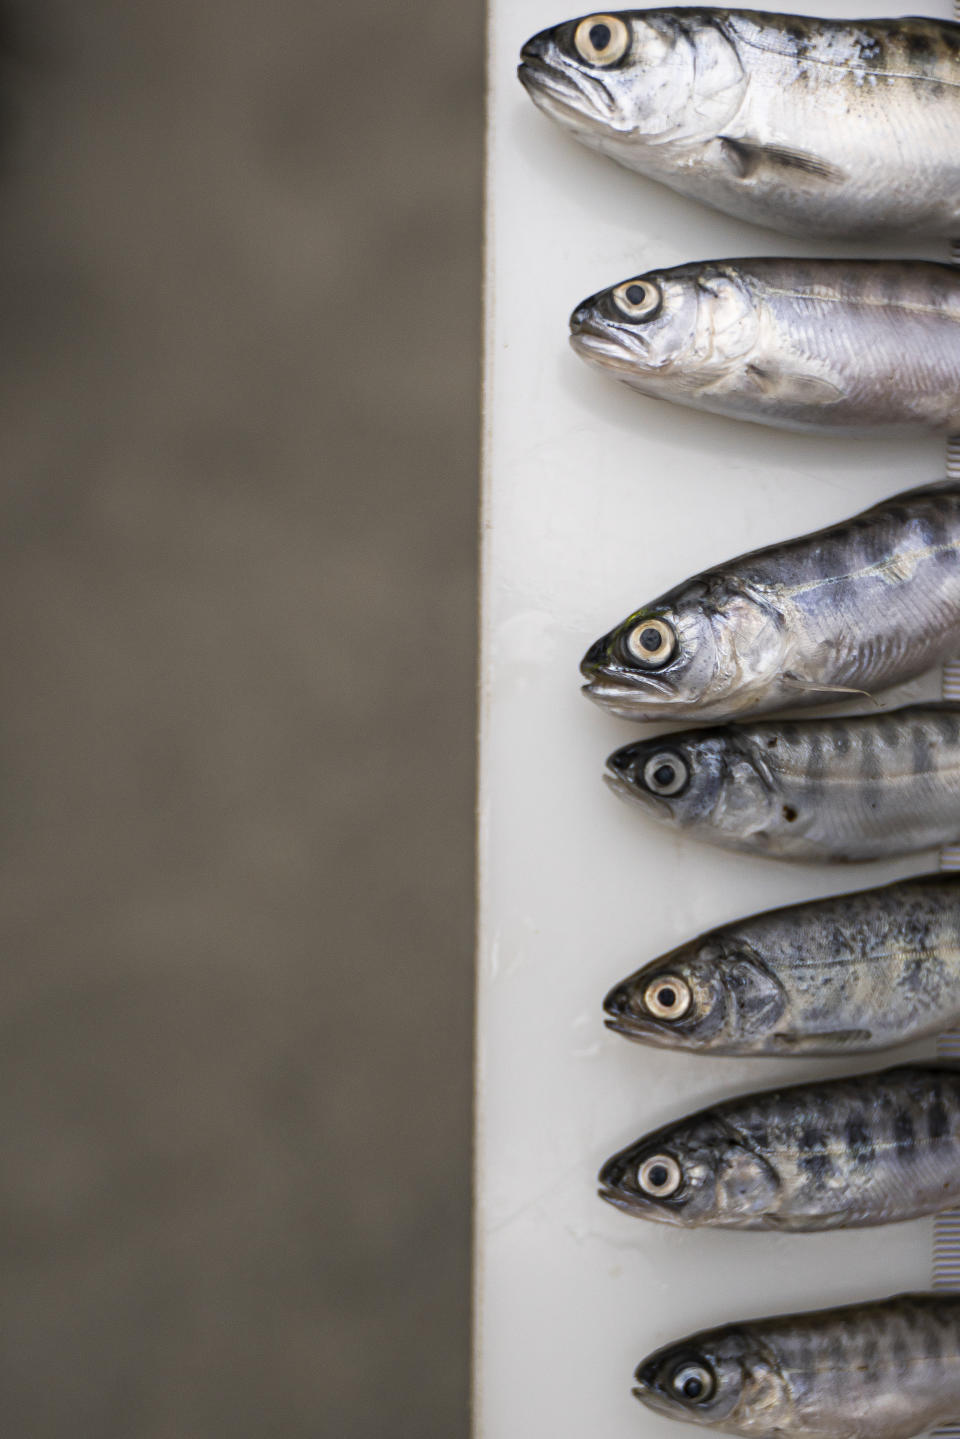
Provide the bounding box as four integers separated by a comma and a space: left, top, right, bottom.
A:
597, 1187, 640, 1216
583, 679, 740, 723
631, 1386, 680, 1420
603, 1016, 678, 1047
602, 773, 674, 819
568, 330, 630, 363
520, 76, 605, 135
582, 680, 677, 721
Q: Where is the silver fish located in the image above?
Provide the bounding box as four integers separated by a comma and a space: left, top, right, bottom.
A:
582, 480, 960, 723
605, 703, 960, 862
599, 1063, 960, 1230
634, 1293, 960, 1439
569, 258, 960, 432
519, 10, 960, 239
604, 873, 960, 1056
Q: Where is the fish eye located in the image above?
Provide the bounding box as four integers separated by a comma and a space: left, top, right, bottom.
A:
642, 752, 689, 797
638, 1154, 682, 1198
671, 1362, 715, 1404
643, 975, 692, 1021
574, 13, 630, 66
626, 617, 676, 667
613, 279, 662, 322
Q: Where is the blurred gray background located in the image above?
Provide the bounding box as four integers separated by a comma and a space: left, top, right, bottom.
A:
0, 2, 480, 1433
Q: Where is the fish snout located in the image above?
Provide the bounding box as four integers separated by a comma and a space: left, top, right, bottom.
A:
569, 300, 594, 334
580, 634, 609, 676
603, 980, 633, 1020
635, 1358, 661, 1390
606, 744, 639, 779
597, 1150, 626, 1192
519, 30, 550, 68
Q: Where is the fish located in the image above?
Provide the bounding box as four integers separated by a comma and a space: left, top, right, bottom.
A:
518, 10, 960, 239
603, 872, 960, 1056
598, 1063, 960, 1230
568, 258, 960, 432
605, 703, 960, 862
633, 1292, 960, 1439
582, 480, 960, 723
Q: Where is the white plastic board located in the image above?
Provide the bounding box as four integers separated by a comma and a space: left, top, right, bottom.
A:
477, 2, 956, 1436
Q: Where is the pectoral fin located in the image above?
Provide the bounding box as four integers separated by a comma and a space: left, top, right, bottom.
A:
742, 365, 845, 407
720, 136, 845, 185
781, 672, 880, 704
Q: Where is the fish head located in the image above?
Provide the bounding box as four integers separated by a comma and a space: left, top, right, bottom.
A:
604, 940, 787, 1054
582, 577, 788, 721
634, 1327, 791, 1432
517, 11, 745, 155
569, 263, 758, 396
598, 1116, 780, 1226
604, 730, 726, 828
605, 727, 780, 846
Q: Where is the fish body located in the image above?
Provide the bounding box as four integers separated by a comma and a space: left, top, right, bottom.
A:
569, 258, 960, 432
582, 480, 960, 723
606, 703, 960, 862
519, 10, 960, 239
634, 1293, 960, 1439
599, 1063, 960, 1230
604, 873, 960, 1056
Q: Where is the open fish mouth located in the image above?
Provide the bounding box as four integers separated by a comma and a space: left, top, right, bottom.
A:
603, 1014, 677, 1046
599, 1185, 683, 1224
603, 771, 640, 804
569, 324, 651, 376
517, 52, 616, 128
597, 1185, 642, 1215
631, 1383, 679, 1418
582, 675, 676, 718
603, 772, 675, 818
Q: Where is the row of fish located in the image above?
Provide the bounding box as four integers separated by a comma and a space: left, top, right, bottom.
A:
607, 1062, 960, 1434
586, 479, 960, 861
521, 10, 960, 433
515, 9, 960, 1438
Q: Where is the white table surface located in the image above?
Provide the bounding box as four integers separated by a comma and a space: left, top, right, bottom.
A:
476, 3, 955, 1435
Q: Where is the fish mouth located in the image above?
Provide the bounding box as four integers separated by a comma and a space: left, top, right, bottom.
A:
582, 675, 677, 720
603, 771, 674, 818
603, 1015, 680, 1047
631, 1382, 681, 1419
598, 1186, 684, 1225
569, 325, 653, 381
517, 48, 617, 129
569, 326, 633, 365
603, 771, 639, 804
598, 1185, 643, 1215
